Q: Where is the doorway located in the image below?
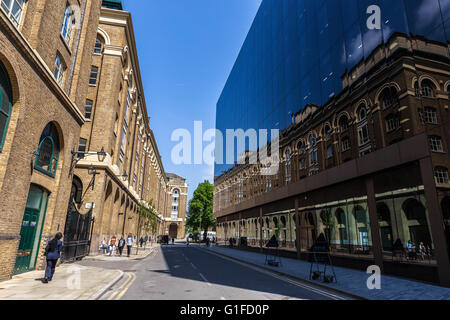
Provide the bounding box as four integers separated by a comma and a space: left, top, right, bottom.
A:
14, 185, 49, 275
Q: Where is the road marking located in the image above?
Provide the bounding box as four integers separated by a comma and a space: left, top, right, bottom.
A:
108, 273, 132, 300
199, 273, 211, 286
115, 272, 136, 300
190, 262, 197, 270
196, 248, 349, 300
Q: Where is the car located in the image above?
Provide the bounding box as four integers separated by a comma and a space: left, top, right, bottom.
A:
157, 235, 169, 244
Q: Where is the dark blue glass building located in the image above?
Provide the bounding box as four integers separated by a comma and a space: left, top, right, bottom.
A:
215, 0, 450, 177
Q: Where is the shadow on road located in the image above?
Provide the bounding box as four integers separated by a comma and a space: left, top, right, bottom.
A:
156, 244, 332, 300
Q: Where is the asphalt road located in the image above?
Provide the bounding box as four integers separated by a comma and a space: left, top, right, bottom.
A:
80, 243, 350, 300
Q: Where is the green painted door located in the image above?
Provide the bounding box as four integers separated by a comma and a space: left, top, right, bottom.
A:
14, 185, 48, 275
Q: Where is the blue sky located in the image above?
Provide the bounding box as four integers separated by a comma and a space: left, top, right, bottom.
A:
124, 0, 262, 203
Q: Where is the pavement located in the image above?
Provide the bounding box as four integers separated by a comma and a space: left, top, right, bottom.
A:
0, 263, 122, 300
90, 243, 353, 300
200, 244, 450, 300
83, 244, 156, 262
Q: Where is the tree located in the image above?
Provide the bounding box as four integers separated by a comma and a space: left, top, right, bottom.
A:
186, 181, 215, 241
137, 199, 158, 241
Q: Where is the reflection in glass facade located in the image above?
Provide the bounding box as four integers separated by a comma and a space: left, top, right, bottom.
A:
215, 0, 450, 177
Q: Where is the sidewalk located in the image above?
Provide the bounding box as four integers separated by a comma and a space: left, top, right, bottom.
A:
83, 244, 157, 262
0, 264, 122, 300
201, 245, 450, 300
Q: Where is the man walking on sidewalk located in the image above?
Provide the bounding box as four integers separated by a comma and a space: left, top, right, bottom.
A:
126, 233, 134, 257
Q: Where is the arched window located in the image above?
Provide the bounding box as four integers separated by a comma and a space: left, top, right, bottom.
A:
421, 79, 435, 98
381, 87, 398, 109
308, 133, 318, 166
297, 140, 305, 154
414, 81, 421, 98
94, 38, 103, 54
341, 136, 351, 152
356, 105, 370, 146
402, 199, 427, 222
71, 176, 83, 204
35, 123, 60, 177
357, 105, 367, 122
335, 208, 345, 225
377, 202, 391, 223
339, 115, 349, 132
0, 61, 12, 151
324, 125, 332, 141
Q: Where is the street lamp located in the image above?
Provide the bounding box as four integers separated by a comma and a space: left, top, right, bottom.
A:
70, 146, 107, 175
97, 147, 107, 162
87, 164, 101, 190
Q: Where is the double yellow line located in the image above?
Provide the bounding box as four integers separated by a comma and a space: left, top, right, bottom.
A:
108, 272, 136, 300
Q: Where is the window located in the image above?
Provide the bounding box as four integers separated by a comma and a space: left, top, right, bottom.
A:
284, 149, 291, 184
357, 105, 367, 122
421, 80, 435, 98
89, 66, 99, 86
339, 116, 348, 132
61, 4, 75, 44
419, 107, 438, 124
85, 99, 93, 120
1, 0, 25, 28
0, 61, 12, 152
386, 113, 401, 132
308, 133, 318, 166
381, 87, 398, 109
430, 136, 443, 152
435, 167, 449, 184
327, 145, 333, 159
54, 54, 66, 85
309, 167, 319, 176
299, 158, 306, 170
77, 138, 87, 157
358, 125, 370, 146
325, 126, 332, 141
357, 105, 370, 146
35, 123, 60, 177
414, 82, 421, 98
342, 137, 350, 152
94, 38, 102, 54
297, 141, 305, 154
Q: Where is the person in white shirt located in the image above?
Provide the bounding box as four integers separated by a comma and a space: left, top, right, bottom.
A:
126, 233, 134, 257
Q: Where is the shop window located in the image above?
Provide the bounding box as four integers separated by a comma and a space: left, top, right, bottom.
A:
35, 123, 60, 177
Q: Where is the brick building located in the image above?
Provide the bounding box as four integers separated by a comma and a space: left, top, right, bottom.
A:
0, 0, 102, 280
0, 0, 186, 280
214, 0, 450, 287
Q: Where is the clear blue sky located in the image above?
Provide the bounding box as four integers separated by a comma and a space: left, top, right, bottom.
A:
124, 0, 262, 203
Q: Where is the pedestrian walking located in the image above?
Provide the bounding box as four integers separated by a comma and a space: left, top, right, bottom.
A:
126, 233, 134, 257
118, 236, 125, 256
139, 236, 144, 248
172, 237, 175, 245
109, 235, 117, 256
43, 232, 63, 283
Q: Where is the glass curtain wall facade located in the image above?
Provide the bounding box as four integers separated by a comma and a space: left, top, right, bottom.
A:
215, 0, 450, 176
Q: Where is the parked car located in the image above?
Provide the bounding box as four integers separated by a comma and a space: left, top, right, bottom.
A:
157, 235, 169, 244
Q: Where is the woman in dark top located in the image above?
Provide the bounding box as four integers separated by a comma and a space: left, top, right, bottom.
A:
43, 232, 63, 283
